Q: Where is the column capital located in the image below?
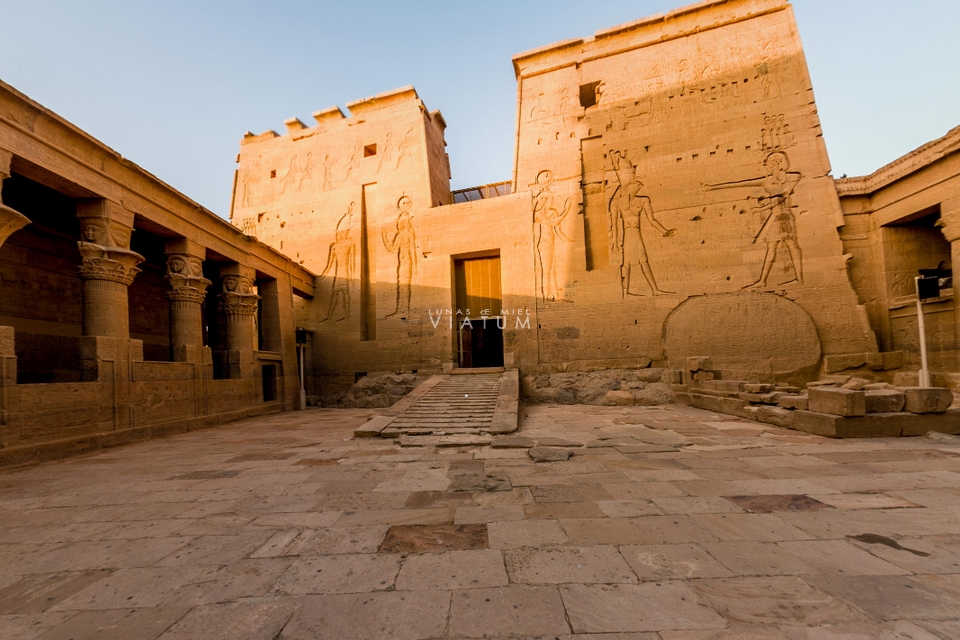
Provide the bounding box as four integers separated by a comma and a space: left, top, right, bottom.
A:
165, 248, 210, 305
0, 147, 30, 249
75, 199, 143, 285
220, 264, 259, 317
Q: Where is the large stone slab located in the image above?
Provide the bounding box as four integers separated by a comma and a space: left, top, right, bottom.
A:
808, 387, 866, 417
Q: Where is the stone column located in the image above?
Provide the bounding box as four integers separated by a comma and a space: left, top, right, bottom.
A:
164, 239, 210, 362
76, 200, 144, 341
0, 149, 28, 431
220, 264, 260, 351
939, 197, 960, 370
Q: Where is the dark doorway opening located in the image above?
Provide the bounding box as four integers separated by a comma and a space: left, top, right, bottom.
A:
262, 364, 277, 402
454, 253, 504, 368
458, 318, 504, 368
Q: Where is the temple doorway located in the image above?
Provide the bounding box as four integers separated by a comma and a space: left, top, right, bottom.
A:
454, 253, 504, 368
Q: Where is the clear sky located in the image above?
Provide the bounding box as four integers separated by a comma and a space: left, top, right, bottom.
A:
1, 1, 958, 218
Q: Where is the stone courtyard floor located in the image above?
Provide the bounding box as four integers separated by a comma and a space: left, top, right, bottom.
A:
1, 404, 960, 639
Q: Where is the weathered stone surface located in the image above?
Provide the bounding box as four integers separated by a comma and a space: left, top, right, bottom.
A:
864, 389, 905, 413
808, 387, 866, 417
395, 549, 508, 590
449, 586, 570, 638
823, 353, 867, 373
743, 383, 774, 393
686, 356, 713, 372
562, 583, 725, 633
491, 435, 534, 448
903, 387, 953, 414
664, 293, 822, 383
529, 447, 572, 462
841, 377, 872, 391
377, 524, 488, 553
778, 394, 808, 411
522, 370, 673, 407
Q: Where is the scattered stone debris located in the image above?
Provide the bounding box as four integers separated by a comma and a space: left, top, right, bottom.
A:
330, 373, 425, 408
521, 369, 674, 406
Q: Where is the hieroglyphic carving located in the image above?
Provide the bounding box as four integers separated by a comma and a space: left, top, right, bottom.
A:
533, 170, 573, 302
166, 254, 211, 304
607, 151, 675, 297
761, 114, 795, 151
240, 170, 261, 207
319, 203, 356, 322
322, 153, 333, 191
281, 152, 313, 194
396, 127, 416, 169
378, 132, 394, 172
382, 195, 418, 317
344, 138, 363, 182
704, 150, 803, 289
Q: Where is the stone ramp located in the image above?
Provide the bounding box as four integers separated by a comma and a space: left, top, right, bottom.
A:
355, 369, 519, 439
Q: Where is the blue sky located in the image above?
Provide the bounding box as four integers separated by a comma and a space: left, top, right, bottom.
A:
1, 1, 957, 217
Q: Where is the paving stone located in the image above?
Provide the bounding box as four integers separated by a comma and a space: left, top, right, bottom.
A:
777, 540, 908, 576
404, 490, 474, 509
560, 518, 647, 545
454, 505, 525, 524
692, 576, 863, 626
0, 571, 113, 614
490, 436, 535, 449
449, 586, 570, 637
34, 607, 190, 640
531, 484, 613, 503
846, 535, 960, 574
690, 513, 814, 542
651, 497, 743, 515
163, 558, 293, 606
504, 545, 637, 585
536, 437, 584, 447
271, 553, 400, 595
629, 516, 718, 545
160, 599, 300, 640
156, 532, 271, 566
529, 447, 572, 462
561, 583, 725, 633
333, 507, 454, 527
619, 544, 734, 580
778, 621, 944, 640
807, 574, 960, 621
488, 519, 568, 549
395, 549, 508, 590
280, 591, 449, 639
49, 566, 206, 610
526, 501, 608, 519
0, 612, 96, 640
699, 541, 815, 576
660, 627, 791, 639
724, 494, 831, 514
378, 524, 488, 553
282, 526, 388, 555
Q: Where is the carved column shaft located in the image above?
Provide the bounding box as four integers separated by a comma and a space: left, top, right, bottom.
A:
76, 201, 144, 340
940, 199, 960, 368
165, 245, 210, 360
220, 267, 259, 351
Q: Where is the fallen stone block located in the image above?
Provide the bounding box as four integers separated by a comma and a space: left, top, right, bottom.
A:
903, 387, 953, 414
664, 369, 683, 384
756, 405, 795, 428
823, 353, 867, 373
744, 383, 774, 393
863, 382, 893, 391
775, 385, 801, 394
865, 389, 905, 413
604, 390, 634, 406
490, 435, 534, 449
841, 377, 872, 391
686, 356, 711, 372
778, 394, 809, 411
882, 351, 904, 370
354, 415, 396, 438
790, 410, 960, 438
692, 371, 715, 381
739, 392, 763, 403
529, 447, 572, 462
758, 392, 785, 405
808, 387, 866, 417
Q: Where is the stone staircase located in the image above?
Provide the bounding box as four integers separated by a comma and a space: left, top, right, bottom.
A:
355, 369, 519, 440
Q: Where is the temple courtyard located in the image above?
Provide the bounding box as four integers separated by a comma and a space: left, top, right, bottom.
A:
1, 405, 959, 640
